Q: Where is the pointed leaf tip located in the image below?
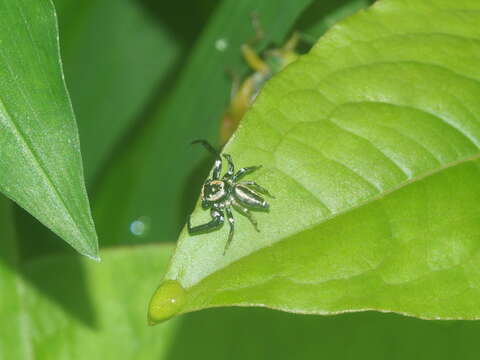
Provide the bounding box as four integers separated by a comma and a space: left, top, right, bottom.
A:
0, 0, 99, 257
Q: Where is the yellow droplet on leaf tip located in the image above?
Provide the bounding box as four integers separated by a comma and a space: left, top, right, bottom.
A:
148, 280, 186, 325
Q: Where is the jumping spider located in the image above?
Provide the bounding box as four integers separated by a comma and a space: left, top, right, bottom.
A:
188, 140, 274, 253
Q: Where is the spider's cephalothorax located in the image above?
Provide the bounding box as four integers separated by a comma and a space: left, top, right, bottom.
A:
188, 140, 274, 254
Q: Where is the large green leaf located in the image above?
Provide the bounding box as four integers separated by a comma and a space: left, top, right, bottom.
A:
0, 0, 97, 258
149, 0, 480, 323
93, 0, 314, 247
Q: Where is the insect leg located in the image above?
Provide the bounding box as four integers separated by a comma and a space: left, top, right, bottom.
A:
211, 157, 222, 180
222, 154, 235, 179
241, 44, 269, 73
192, 140, 222, 179
240, 181, 275, 198
282, 32, 301, 52
188, 208, 224, 234
224, 207, 235, 254
233, 165, 262, 181
232, 201, 260, 232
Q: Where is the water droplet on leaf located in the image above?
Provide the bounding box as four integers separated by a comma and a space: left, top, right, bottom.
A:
215, 38, 228, 52
148, 280, 186, 325
129, 216, 150, 237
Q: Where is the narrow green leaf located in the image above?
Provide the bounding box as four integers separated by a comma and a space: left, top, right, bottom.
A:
12, 0, 193, 260
0, 0, 98, 258
150, 0, 480, 322
93, 0, 314, 247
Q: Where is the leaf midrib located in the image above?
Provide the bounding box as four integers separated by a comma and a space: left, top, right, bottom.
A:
279, 151, 480, 251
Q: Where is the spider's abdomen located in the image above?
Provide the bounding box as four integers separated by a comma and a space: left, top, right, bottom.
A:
234, 184, 269, 209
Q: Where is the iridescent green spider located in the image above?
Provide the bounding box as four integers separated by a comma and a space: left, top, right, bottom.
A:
188, 140, 274, 253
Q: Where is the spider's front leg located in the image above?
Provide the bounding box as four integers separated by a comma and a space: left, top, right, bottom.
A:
188, 208, 224, 234
222, 154, 235, 179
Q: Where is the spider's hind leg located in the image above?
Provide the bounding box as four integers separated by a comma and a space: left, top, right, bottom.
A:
241, 181, 275, 198
232, 201, 260, 232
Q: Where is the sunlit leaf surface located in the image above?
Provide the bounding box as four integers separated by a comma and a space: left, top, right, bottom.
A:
150, 0, 480, 322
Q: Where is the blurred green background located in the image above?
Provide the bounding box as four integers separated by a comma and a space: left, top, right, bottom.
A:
5, 0, 480, 358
